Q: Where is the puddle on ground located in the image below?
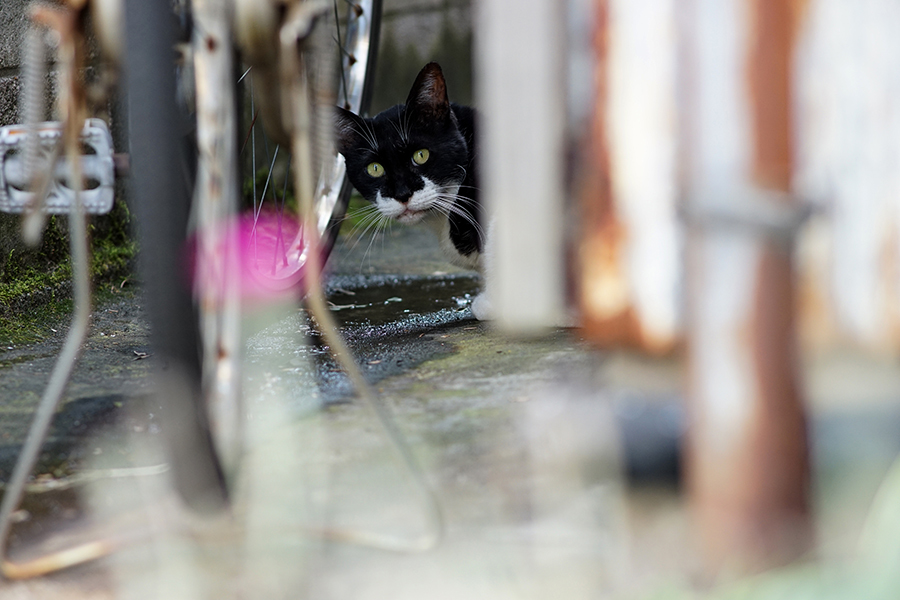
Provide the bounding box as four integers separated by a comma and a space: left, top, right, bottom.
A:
325, 273, 481, 331
6, 487, 82, 552
320, 274, 484, 399
2, 275, 485, 538
244, 273, 484, 405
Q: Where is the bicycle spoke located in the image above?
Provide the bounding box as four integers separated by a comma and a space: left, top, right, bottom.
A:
333, 0, 351, 109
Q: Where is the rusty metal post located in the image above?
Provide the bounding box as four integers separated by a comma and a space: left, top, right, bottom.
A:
682, 0, 812, 574
577, 0, 680, 353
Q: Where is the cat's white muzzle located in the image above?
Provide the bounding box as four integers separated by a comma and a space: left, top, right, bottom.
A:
376, 177, 449, 224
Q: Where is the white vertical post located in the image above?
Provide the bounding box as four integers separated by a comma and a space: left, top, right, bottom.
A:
794, 0, 900, 350
192, 0, 242, 474
475, 0, 567, 333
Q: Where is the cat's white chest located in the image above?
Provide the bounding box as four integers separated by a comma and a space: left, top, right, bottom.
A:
422, 212, 483, 271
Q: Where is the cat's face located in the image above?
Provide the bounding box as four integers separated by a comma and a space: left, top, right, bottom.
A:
335, 63, 468, 225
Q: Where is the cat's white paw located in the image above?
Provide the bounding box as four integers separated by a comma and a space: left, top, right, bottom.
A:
470, 292, 493, 321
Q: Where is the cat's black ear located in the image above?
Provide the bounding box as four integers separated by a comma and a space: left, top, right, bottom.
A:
334, 106, 369, 154
405, 62, 451, 123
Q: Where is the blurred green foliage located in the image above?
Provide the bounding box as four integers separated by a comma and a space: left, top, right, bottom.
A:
641, 458, 900, 600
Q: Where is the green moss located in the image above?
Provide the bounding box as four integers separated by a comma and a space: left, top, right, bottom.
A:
0, 203, 136, 347
0, 295, 74, 347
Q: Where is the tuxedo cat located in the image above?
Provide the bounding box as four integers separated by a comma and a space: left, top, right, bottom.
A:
334, 62, 491, 319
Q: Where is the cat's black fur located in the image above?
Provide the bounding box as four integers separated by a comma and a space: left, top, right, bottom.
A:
334, 62, 483, 267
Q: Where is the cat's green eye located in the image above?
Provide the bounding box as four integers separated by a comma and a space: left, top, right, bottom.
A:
412, 148, 430, 165
366, 162, 385, 178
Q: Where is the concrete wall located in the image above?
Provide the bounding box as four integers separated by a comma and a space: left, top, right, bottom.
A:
0, 0, 28, 126
0, 0, 94, 307
370, 0, 473, 114
0, 0, 29, 285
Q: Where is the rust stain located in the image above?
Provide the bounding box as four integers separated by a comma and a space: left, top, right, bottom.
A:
686, 245, 811, 573
578, 0, 614, 228
580, 228, 676, 354
745, 244, 811, 563
576, 0, 673, 354
581, 222, 628, 317
685, 0, 813, 575
796, 263, 839, 352
745, 4, 812, 562
880, 223, 900, 347
747, 0, 799, 192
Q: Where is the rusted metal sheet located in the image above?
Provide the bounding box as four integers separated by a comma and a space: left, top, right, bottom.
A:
682, 0, 811, 573
578, 0, 680, 352
794, 0, 900, 351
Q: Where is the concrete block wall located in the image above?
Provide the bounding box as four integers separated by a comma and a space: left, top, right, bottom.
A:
0, 0, 29, 126
0, 0, 77, 307
0, 0, 30, 282
0, 0, 474, 140
371, 0, 473, 113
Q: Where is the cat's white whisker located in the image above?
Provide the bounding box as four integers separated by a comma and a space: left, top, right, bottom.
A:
343, 204, 388, 253
360, 212, 390, 268
349, 121, 378, 151
431, 194, 485, 240
388, 119, 408, 144
400, 107, 411, 143
346, 206, 381, 231
362, 119, 379, 150
346, 208, 389, 263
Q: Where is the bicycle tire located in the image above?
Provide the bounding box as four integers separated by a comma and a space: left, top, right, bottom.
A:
320, 0, 383, 259
239, 0, 383, 290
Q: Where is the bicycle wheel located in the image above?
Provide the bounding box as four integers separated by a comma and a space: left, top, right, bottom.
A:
320, 0, 383, 257
235, 0, 383, 292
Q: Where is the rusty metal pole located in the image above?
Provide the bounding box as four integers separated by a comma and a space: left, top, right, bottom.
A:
682, 0, 812, 574
577, 0, 680, 354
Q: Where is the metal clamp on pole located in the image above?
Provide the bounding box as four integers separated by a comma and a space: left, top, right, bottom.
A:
680, 189, 814, 242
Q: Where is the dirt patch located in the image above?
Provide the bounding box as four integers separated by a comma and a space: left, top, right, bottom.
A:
0, 288, 155, 481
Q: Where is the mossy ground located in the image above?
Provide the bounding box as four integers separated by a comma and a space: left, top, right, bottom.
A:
0, 201, 136, 347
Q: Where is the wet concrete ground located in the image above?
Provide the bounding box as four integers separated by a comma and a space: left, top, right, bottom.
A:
0, 222, 899, 598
